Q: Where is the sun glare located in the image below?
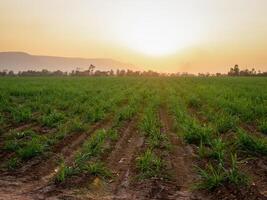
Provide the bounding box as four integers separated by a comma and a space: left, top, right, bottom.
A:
108, 1, 201, 56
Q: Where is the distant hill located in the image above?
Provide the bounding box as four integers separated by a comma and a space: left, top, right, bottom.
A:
0, 52, 134, 72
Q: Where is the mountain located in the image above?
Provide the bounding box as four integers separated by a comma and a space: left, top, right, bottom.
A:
0, 52, 134, 72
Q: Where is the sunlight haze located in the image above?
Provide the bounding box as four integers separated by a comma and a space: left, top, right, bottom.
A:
1, 0, 267, 73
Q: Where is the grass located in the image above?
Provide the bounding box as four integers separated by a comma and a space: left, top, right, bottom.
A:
136, 149, 163, 178
17, 135, 48, 160
215, 114, 238, 134
227, 154, 248, 185
4, 130, 49, 160
209, 138, 225, 162
41, 111, 64, 127
75, 129, 107, 167
0, 77, 266, 193
84, 162, 111, 178
258, 120, 267, 134
55, 161, 77, 183
196, 154, 248, 190
183, 122, 212, 145
237, 129, 267, 156
11, 107, 32, 123
196, 164, 225, 190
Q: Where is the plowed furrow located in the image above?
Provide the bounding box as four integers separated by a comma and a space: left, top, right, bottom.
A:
159, 107, 197, 200
85, 116, 144, 199
0, 117, 114, 200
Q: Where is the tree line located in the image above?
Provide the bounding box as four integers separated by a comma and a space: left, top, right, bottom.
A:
0, 64, 266, 77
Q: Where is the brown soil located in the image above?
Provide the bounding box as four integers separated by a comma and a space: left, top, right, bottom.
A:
70, 115, 146, 199
187, 102, 267, 200
0, 116, 114, 200
157, 107, 202, 200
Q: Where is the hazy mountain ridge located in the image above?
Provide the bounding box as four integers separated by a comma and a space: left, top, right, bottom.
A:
0, 52, 134, 72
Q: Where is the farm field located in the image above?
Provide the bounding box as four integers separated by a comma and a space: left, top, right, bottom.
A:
0, 77, 267, 200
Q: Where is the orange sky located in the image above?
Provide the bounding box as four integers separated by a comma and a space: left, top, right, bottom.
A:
1, 0, 267, 73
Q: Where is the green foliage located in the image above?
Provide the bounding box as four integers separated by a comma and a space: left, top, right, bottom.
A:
187, 96, 202, 109
86, 107, 104, 123
117, 105, 136, 122
198, 140, 208, 158
197, 154, 248, 190
196, 164, 225, 190
11, 107, 32, 123
75, 129, 107, 167
42, 111, 64, 127
17, 135, 47, 160
4, 130, 48, 160
183, 122, 212, 145
209, 138, 225, 162
4, 139, 20, 151
6, 157, 20, 170
258, 120, 267, 134
55, 161, 76, 183
237, 129, 267, 156
215, 114, 238, 134
0, 113, 4, 125
136, 149, 163, 178
227, 154, 248, 185
107, 128, 118, 141
84, 162, 111, 178
69, 118, 86, 132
